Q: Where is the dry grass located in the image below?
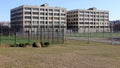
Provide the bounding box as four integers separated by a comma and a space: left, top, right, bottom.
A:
0, 40, 120, 68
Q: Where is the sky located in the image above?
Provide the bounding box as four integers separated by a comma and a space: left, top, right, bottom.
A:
0, 0, 120, 21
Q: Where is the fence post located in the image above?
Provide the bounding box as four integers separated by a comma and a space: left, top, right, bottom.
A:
88, 23, 90, 44
28, 31, 30, 44
111, 23, 114, 45
0, 33, 1, 45
0, 25, 2, 45
14, 32, 16, 45
61, 29, 65, 43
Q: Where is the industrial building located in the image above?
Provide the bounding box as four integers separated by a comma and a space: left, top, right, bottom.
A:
67, 7, 110, 33
11, 3, 66, 34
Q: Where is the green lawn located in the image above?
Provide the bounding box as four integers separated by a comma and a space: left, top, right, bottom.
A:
0, 36, 38, 45
0, 36, 63, 45
0, 40, 120, 68
66, 32, 120, 38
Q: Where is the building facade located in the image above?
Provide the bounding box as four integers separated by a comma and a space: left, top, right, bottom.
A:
0, 21, 10, 35
110, 20, 120, 32
11, 4, 66, 34
67, 7, 110, 33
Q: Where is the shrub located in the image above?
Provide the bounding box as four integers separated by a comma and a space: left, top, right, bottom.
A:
19, 43, 26, 47
39, 42, 50, 47
40, 42, 44, 47
32, 42, 42, 48
43, 42, 50, 47
10, 44, 18, 47
25, 43, 30, 45
25, 43, 31, 46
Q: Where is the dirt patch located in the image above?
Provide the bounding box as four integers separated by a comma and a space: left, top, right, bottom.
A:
0, 44, 10, 48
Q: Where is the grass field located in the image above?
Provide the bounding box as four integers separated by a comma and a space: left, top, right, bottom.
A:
0, 40, 120, 68
66, 32, 120, 38
0, 36, 63, 45
0, 36, 36, 44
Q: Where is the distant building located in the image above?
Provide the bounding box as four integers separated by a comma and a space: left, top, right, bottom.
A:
67, 7, 110, 33
11, 3, 66, 34
0, 22, 10, 35
110, 20, 120, 32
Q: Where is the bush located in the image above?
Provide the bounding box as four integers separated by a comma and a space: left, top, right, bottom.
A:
24, 43, 31, 46
10, 44, 18, 47
32, 42, 36, 47
43, 42, 50, 47
32, 42, 42, 48
40, 42, 44, 47
39, 42, 50, 47
25, 43, 30, 45
19, 43, 26, 47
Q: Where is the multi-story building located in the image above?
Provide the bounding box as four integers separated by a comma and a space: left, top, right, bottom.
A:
110, 20, 120, 32
67, 7, 110, 33
0, 21, 10, 35
11, 3, 66, 34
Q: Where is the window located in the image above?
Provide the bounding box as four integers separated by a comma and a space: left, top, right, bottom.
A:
49, 17, 53, 20
84, 26, 89, 28
49, 9, 53, 11
85, 22, 89, 24
33, 26, 38, 28
80, 11, 84, 13
79, 22, 84, 24
45, 17, 48, 20
33, 12, 39, 15
25, 21, 31, 24
80, 14, 84, 17
49, 22, 52, 24
61, 18, 66, 20
90, 22, 93, 24
90, 26, 93, 28
40, 13, 44, 15
54, 22, 59, 24
96, 12, 99, 14
90, 12, 93, 14
49, 26, 54, 28
61, 26, 65, 28
54, 9, 60, 12
100, 12, 104, 14
46, 21, 48, 24
61, 22, 65, 24
45, 13, 48, 15
33, 17, 39, 19
25, 25, 31, 28
40, 26, 44, 28
33, 21, 38, 24
54, 17, 59, 20
49, 13, 53, 15
25, 16, 31, 19
40, 17, 44, 19
54, 13, 59, 16
25, 8, 31, 10
45, 9, 48, 11
33, 8, 39, 11
54, 26, 59, 28
62, 10, 65, 12
40, 9, 44, 11
61, 13, 65, 16
40, 21, 44, 24
25, 12, 31, 14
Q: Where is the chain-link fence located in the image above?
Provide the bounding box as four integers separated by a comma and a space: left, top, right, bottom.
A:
66, 23, 120, 45
0, 28, 64, 45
